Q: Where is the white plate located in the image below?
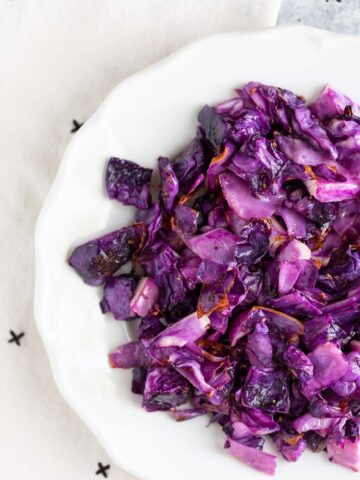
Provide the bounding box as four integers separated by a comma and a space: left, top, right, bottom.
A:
35, 26, 360, 480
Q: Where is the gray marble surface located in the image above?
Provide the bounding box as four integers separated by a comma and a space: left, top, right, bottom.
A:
278, 0, 360, 34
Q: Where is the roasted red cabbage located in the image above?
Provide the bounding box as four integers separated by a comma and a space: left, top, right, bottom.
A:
105, 157, 152, 209
69, 82, 360, 474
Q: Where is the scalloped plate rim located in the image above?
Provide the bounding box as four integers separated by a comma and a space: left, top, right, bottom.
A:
34, 25, 360, 480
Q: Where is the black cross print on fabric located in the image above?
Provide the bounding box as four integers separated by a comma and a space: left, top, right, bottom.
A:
70, 119, 84, 133
95, 462, 110, 478
8, 330, 25, 346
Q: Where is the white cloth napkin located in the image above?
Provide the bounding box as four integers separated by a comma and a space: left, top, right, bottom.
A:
0, 1, 281, 478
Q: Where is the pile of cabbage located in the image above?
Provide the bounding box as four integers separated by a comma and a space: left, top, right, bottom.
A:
69, 83, 360, 474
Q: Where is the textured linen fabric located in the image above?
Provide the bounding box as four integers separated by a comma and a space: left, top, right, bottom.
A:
0, 1, 281, 478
